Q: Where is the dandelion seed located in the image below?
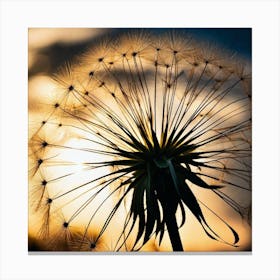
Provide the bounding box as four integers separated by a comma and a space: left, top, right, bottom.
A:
41, 179, 47, 186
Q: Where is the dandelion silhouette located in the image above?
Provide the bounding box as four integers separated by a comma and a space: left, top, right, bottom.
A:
28, 30, 251, 252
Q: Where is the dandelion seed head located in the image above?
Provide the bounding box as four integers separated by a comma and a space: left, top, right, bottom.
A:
29, 29, 251, 252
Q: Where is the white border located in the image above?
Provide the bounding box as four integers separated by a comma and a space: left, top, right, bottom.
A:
1, 0, 279, 279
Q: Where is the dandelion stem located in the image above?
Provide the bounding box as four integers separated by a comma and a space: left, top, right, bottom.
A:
165, 211, 184, 251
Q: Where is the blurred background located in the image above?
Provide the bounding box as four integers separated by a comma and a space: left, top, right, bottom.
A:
29, 28, 251, 78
